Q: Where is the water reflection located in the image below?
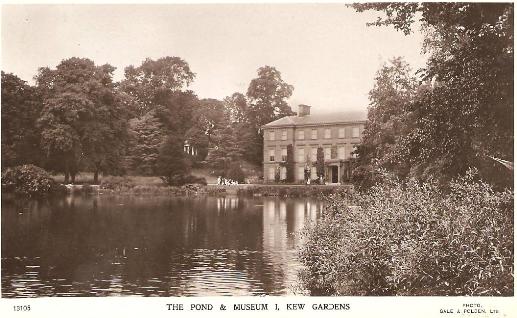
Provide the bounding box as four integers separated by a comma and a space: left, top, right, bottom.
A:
2, 195, 323, 297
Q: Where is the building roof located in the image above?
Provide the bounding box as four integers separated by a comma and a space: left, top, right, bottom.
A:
262, 111, 367, 128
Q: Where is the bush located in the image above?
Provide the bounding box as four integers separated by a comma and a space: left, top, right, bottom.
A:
227, 162, 245, 183
1, 164, 62, 197
351, 164, 383, 190
100, 176, 136, 191
299, 169, 513, 296
160, 174, 206, 186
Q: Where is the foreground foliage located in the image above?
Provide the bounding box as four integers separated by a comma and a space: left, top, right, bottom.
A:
300, 170, 513, 296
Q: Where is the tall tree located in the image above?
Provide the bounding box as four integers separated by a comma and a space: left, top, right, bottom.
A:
36, 58, 127, 183
206, 125, 244, 177
223, 92, 249, 124
245, 66, 294, 166
352, 3, 513, 185
120, 57, 195, 117
156, 135, 189, 185
247, 66, 294, 127
120, 56, 199, 179
356, 57, 418, 177
1, 72, 42, 167
126, 112, 167, 175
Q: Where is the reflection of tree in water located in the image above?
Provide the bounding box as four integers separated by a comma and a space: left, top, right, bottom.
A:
1, 195, 322, 297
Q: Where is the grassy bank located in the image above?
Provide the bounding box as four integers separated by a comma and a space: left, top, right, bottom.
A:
51, 173, 165, 186
51, 167, 220, 185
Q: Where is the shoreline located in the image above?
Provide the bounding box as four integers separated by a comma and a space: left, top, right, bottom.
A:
59, 183, 355, 197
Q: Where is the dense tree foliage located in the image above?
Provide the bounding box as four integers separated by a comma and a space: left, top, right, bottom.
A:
247, 65, 294, 127
2, 55, 293, 185
186, 98, 226, 161
1, 72, 42, 167
206, 125, 244, 177
120, 57, 195, 117
352, 3, 513, 186
223, 92, 249, 124
241, 66, 295, 166
120, 57, 200, 182
355, 57, 418, 179
36, 58, 128, 183
156, 135, 189, 185
126, 112, 166, 175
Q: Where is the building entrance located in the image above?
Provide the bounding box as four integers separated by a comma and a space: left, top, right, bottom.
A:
330, 166, 338, 183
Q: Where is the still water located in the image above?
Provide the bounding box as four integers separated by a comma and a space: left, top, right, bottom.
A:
2, 195, 324, 297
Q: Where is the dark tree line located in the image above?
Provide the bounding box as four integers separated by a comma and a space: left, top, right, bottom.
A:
352, 3, 513, 188
2, 57, 294, 184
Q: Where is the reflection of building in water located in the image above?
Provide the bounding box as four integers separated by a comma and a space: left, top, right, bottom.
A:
262, 200, 288, 251
261, 198, 322, 294
216, 196, 239, 212
262, 199, 322, 251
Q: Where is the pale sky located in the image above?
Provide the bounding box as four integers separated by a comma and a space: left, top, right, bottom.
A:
2, 4, 427, 113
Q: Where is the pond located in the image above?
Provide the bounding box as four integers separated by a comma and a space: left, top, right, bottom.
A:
1, 195, 324, 297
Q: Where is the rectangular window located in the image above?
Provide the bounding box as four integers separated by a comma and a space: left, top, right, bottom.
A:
311, 129, 317, 140
338, 146, 345, 159
297, 148, 305, 162
352, 127, 360, 138
269, 131, 275, 141
282, 130, 287, 140
338, 127, 345, 138
324, 147, 331, 160
269, 149, 275, 162
311, 148, 317, 161
297, 166, 305, 181
280, 167, 287, 180
331, 146, 337, 159
298, 130, 305, 140
324, 128, 331, 139
268, 167, 275, 180
281, 148, 287, 162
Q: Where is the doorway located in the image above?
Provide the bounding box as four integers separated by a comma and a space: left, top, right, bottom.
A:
331, 166, 338, 183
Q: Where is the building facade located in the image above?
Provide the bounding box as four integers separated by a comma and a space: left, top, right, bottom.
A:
262, 104, 366, 184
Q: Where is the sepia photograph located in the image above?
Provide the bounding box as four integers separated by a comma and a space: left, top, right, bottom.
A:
0, 1, 514, 317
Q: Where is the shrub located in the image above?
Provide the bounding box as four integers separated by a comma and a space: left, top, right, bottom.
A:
100, 176, 136, 191
227, 162, 245, 183
156, 135, 190, 182
161, 174, 206, 186
299, 169, 513, 296
351, 164, 383, 190
1, 164, 62, 197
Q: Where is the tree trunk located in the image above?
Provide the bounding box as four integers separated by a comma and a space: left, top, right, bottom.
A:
71, 173, 76, 184
93, 170, 99, 184
64, 171, 70, 184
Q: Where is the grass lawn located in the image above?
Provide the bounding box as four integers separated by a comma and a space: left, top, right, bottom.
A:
51, 173, 163, 185
51, 167, 218, 185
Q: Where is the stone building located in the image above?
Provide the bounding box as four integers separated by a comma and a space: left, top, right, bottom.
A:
262, 104, 366, 184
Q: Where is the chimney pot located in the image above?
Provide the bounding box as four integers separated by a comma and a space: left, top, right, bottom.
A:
298, 104, 311, 117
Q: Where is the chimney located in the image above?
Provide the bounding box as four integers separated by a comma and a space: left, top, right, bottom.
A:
298, 104, 311, 117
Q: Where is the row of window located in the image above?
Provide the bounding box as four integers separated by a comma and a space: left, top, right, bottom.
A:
267, 127, 360, 141
268, 145, 358, 162
268, 166, 318, 181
